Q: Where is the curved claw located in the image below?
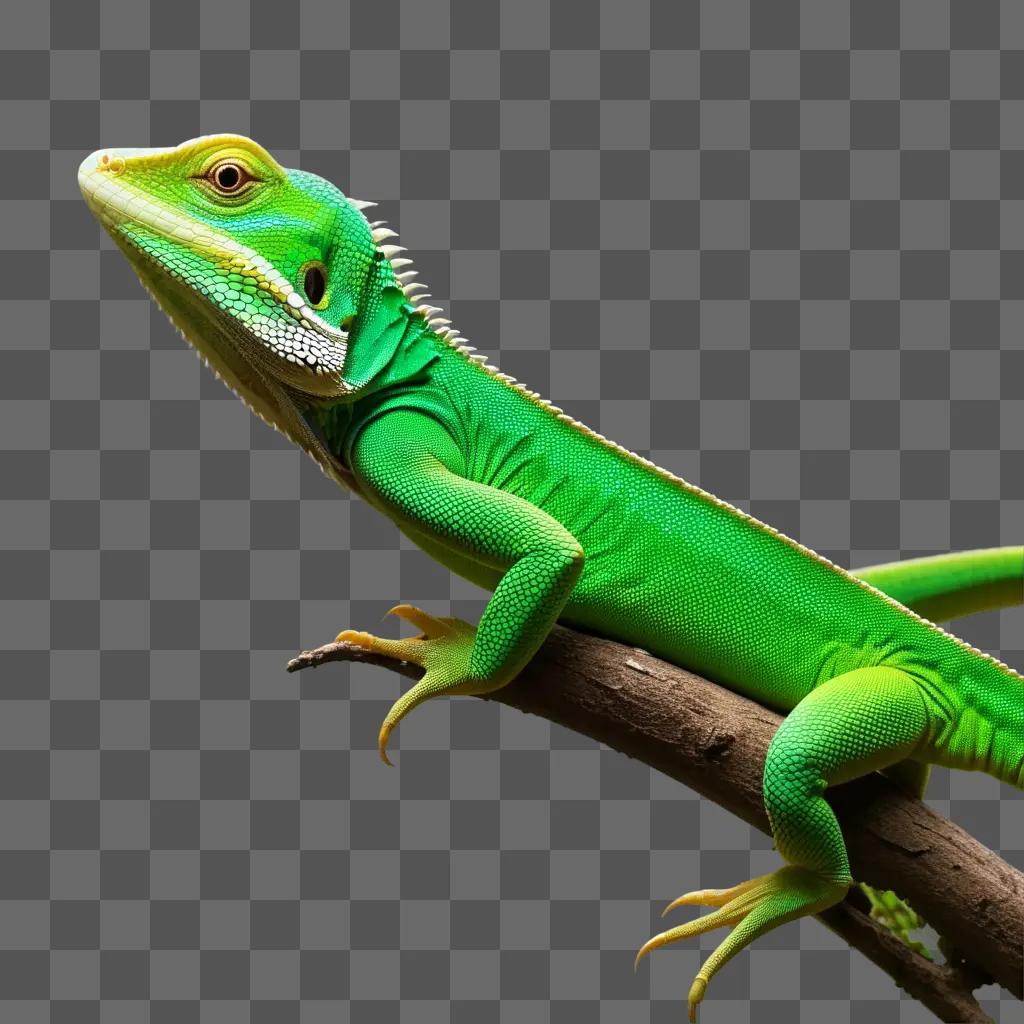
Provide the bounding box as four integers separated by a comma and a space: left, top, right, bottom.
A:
335, 627, 369, 645
384, 603, 456, 639
378, 720, 395, 767
634, 932, 662, 972
376, 676, 449, 769
331, 624, 430, 767
662, 876, 763, 917
639, 867, 851, 1021
638, 938, 712, 1019
635, 902, 745, 973
334, 628, 426, 667
688, 976, 707, 1023
332, 606, 481, 771
661, 891, 704, 917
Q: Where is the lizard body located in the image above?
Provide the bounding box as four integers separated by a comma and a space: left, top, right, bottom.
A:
80, 135, 1024, 1019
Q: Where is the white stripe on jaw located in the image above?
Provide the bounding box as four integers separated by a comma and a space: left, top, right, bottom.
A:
79, 158, 351, 356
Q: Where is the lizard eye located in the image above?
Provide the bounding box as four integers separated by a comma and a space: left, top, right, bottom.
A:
207, 160, 252, 195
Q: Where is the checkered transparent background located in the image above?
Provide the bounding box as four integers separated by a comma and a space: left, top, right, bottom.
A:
0, 0, 1022, 1020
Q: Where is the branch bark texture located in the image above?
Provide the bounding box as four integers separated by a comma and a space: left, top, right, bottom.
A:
289, 623, 1024, 1022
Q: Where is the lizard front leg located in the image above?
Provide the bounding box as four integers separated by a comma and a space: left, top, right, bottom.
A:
340, 408, 584, 764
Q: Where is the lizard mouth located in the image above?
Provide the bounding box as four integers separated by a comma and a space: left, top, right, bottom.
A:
78, 147, 357, 489
77, 148, 353, 398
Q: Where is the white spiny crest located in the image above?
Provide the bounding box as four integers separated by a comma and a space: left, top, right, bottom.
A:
356, 204, 1022, 679
372, 226, 400, 243
349, 198, 376, 210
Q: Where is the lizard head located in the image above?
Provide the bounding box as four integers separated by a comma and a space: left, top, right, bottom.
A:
78, 133, 406, 485
78, 134, 385, 403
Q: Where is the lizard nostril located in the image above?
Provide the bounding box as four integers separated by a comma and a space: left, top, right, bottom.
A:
97, 152, 126, 175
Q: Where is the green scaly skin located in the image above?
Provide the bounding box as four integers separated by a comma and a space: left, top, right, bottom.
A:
80, 135, 1024, 1020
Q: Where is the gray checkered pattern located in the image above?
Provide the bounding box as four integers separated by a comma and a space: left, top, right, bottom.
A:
0, 0, 1021, 1020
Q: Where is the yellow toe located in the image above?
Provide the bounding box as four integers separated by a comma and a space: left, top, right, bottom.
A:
334, 629, 426, 666
335, 628, 370, 645
688, 976, 707, 1022
634, 923, 692, 970
662, 890, 706, 916
663, 876, 763, 916
378, 720, 395, 767
385, 603, 455, 638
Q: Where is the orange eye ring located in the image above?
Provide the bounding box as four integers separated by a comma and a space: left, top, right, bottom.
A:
207, 160, 251, 194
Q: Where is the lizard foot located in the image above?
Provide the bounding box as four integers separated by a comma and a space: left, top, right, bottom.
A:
635, 865, 851, 1022
336, 604, 498, 766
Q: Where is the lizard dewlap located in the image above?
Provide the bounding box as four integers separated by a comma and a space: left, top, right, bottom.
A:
80, 134, 1024, 1020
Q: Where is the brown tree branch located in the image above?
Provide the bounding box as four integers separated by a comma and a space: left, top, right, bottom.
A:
288, 624, 1024, 1022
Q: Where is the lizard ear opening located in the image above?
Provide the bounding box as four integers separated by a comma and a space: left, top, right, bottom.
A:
300, 261, 329, 310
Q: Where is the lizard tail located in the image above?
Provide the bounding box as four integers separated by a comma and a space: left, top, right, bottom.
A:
852, 546, 1024, 623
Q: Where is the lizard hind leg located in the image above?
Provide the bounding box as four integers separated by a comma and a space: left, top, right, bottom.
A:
635, 665, 936, 1021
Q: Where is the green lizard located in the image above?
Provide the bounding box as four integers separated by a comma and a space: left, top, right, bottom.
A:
79, 134, 1024, 1020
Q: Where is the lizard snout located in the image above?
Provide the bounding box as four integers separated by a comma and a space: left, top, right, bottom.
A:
94, 151, 126, 175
